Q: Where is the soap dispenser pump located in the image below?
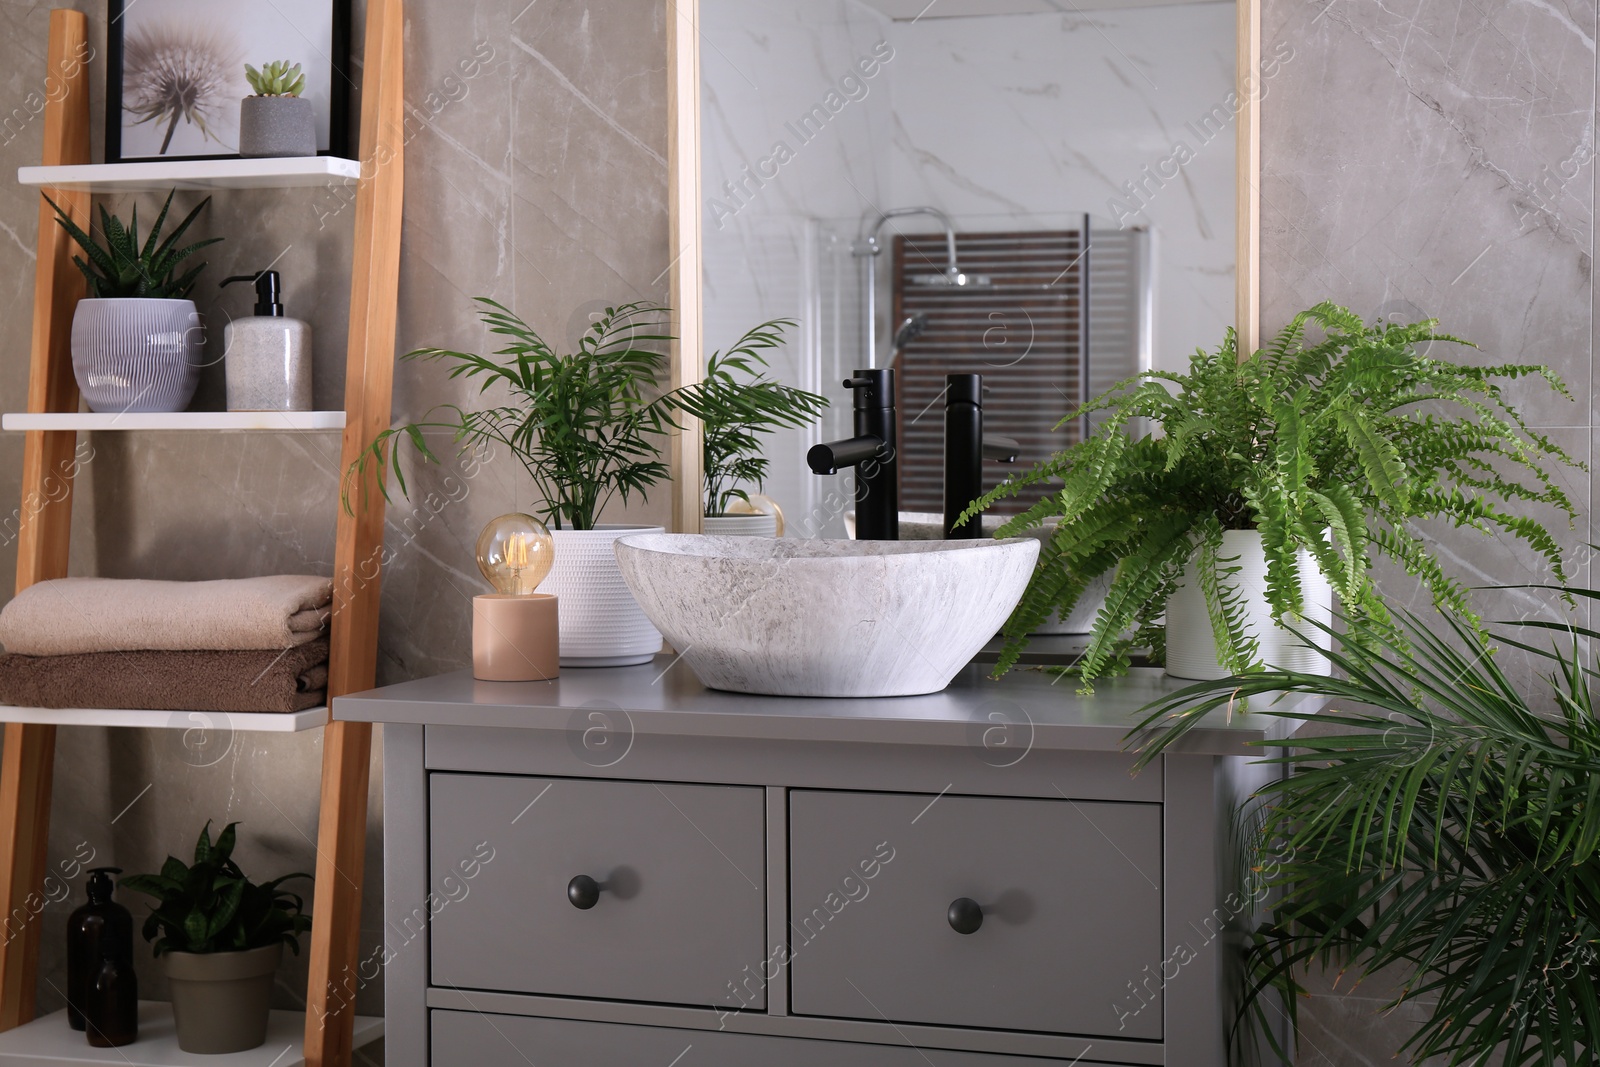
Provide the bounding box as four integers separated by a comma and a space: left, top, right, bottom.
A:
220, 270, 312, 412
66, 867, 133, 1033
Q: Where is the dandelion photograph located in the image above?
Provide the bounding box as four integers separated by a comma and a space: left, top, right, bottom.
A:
107, 0, 351, 162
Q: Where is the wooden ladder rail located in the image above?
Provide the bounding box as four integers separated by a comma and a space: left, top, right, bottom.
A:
304, 0, 403, 1059
0, 8, 90, 1032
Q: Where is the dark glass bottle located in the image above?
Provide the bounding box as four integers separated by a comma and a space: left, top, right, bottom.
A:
66, 867, 131, 1032
84, 941, 138, 1048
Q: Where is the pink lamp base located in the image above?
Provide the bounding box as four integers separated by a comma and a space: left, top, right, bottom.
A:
472, 594, 559, 681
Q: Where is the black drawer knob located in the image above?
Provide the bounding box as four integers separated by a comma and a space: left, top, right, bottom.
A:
567, 875, 602, 910
947, 897, 983, 934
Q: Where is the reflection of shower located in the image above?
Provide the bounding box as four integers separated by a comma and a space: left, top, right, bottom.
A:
852, 206, 991, 367
886, 313, 929, 369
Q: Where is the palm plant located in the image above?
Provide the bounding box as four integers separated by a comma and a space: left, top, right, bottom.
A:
1127, 604, 1600, 1067
348, 299, 688, 530
679, 319, 828, 516
44, 189, 220, 300
969, 302, 1581, 688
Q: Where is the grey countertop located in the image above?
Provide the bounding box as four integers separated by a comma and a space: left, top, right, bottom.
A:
334, 657, 1315, 757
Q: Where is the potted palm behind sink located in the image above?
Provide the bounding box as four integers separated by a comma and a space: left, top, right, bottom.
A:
121, 822, 310, 1054
349, 300, 821, 667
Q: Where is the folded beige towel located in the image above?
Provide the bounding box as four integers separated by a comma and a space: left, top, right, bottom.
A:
0, 576, 332, 655
0, 639, 330, 714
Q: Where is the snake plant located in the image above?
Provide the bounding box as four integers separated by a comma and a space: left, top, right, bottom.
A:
967, 302, 1582, 688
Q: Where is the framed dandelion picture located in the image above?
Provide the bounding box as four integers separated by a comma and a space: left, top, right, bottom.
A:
106, 0, 351, 162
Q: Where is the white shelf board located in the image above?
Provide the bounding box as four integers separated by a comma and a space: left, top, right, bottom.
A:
18, 157, 361, 192
0, 705, 329, 732
0, 1003, 381, 1066
1, 412, 345, 432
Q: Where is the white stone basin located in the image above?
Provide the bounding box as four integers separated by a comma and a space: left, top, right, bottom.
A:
613, 534, 1041, 698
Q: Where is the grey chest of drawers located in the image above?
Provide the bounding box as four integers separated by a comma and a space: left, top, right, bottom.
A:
335, 661, 1312, 1067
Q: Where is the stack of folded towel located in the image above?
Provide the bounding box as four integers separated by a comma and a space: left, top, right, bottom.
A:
0, 576, 333, 713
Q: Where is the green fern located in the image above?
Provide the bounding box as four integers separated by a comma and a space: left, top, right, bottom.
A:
965, 302, 1583, 688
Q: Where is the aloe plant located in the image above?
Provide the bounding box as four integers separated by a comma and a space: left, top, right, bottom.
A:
120, 822, 311, 956
1126, 598, 1600, 1067
968, 302, 1582, 687
244, 60, 306, 97
44, 189, 219, 300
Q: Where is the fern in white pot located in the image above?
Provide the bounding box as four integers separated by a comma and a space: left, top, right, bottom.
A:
969, 302, 1583, 688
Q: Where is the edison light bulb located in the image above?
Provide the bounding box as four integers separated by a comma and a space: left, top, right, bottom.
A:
475, 514, 554, 596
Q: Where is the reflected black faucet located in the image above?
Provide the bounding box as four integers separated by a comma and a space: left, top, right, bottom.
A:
944, 373, 1018, 539
807, 368, 899, 540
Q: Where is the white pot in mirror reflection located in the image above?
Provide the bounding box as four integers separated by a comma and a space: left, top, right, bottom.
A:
543, 525, 663, 667
1164, 529, 1332, 681
702, 512, 778, 538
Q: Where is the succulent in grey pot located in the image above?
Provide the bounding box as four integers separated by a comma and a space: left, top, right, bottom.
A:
46, 190, 220, 413
239, 61, 314, 158
121, 822, 311, 1055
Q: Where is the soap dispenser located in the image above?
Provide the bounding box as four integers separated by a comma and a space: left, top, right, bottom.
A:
66, 867, 132, 1033
220, 270, 312, 412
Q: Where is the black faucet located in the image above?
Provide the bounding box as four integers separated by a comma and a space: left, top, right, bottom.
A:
807, 368, 899, 540
943, 373, 1018, 539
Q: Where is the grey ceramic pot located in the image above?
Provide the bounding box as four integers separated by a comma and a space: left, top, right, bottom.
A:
163, 942, 282, 1054
70, 298, 202, 413
238, 96, 315, 158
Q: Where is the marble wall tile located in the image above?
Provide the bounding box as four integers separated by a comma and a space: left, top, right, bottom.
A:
1261, 0, 1598, 1061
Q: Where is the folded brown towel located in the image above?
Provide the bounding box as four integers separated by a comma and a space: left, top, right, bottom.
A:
0, 639, 330, 714
0, 576, 332, 655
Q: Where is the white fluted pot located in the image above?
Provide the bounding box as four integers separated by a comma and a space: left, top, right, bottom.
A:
71, 298, 203, 413
701, 512, 778, 538
1165, 529, 1333, 680
545, 525, 663, 667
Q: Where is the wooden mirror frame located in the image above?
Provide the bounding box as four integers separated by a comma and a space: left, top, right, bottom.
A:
664, 0, 1263, 534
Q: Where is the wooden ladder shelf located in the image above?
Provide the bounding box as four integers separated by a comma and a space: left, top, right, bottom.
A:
0, 3, 404, 1064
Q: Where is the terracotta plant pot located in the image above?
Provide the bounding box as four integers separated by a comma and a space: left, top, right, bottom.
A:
162, 942, 282, 1054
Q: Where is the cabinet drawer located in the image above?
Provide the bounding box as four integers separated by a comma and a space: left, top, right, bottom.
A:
430, 1010, 1113, 1066
789, 790, 1163, 1038
429, 775, 766, 1009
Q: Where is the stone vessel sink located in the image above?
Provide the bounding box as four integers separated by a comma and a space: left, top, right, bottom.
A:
614, 535, 1040, 698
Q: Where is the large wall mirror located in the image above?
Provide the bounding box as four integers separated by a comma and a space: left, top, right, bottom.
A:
669, 0, 1260, 536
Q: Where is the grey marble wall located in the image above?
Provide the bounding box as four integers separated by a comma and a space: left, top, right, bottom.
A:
0, 0, 1591, 1063
1260, 0, 1594, 1063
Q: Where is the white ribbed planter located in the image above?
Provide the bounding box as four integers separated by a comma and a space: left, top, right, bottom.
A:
545, 525, 663, 667
702, 512, 778, 538
71, 298, 202, 413
1165, 529, 1332, 681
